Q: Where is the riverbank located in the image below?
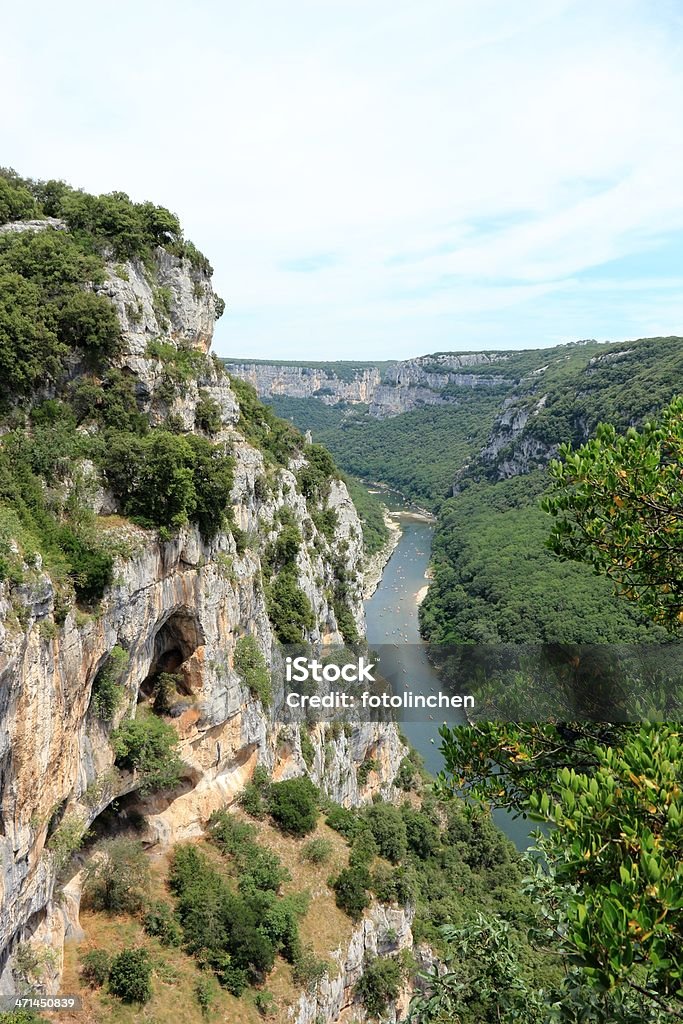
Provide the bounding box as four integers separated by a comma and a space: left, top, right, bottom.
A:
363, 510, 402, 598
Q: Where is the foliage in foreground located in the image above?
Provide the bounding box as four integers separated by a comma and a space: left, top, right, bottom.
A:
432, 398, 683, 1023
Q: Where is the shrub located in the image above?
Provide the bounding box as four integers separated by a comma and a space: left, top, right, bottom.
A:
331, 865, 371, 921
325, 804, 365, 841
0, 173, 39, 223
194, 973, 219, 1016
254, 989, 276, 1016
151, 671, 182, 714
267, 568, 315, 644
239, 782, 268, 819
402, 807, 439, 860
238, 764, 271, 817
80, 948, 111, 987
0, 1012, 49, 1023
300, 837, 333, 865
196, 390, 222, 434
143, 900, 183, 946
103, 430, 233, 539
108, 947, 152, 1004
357, 757, 378, 787
111, 710, 182, 791
300, 725, 315, 769
394, 755, 419, 792
59, 529, 114, 604
268, 777, 319, 837
170, 844, 278, 989
208, 810, 290, 893
56, 289, 121, 363
355, 956, 403, 1019
365, 803, 408, 864
234, 635, 271, 707
291, 946, 328, 991
297, 444, 338, 503
84, 837, 151, 914
91, 644, 129, 720
349, 828, 379, 868
46, 812, 89, 871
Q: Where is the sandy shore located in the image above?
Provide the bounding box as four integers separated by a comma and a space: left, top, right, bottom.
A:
363, 513, 402, 599
415, 585, 429, 606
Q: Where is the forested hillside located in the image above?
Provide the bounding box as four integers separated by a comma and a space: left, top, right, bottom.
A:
267, 335, 683, 645
269, 393, 501, 510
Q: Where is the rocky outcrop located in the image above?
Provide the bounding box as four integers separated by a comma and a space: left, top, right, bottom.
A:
227, 352, 512, 419
227, 363, 382, 406
292, 904, 415, 1024
0, 217, 67, 235
0, 245, 405, 992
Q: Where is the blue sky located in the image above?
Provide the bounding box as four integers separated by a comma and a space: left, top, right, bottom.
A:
3, 0, 683, 360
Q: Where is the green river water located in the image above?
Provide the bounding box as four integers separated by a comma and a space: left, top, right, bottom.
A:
364, 511, 533, 852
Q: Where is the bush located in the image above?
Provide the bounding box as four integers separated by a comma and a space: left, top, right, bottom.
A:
143, 900, 183, 946
149, 671, 181, 714
0, 172, 39, 223
331, 865, 371, 921
111, 711, 182, 791
103, 430, 234, 539
325, 804, 365, 841
297, 444, 338, 503
0, 1012, 49, 1023
357, 757, 378, 786
268, 777, 319, 837
91, 645, 129, 720
349, 828, 378, 868
108, 947, 152, 1004
170, 844, 278, 988
300, 837, 333, 865
85, 837, 151, 914
234, 635, 271, 707
394, 755, 419, 792
80, 948, 111, 987
56, 290, 121, 362
267, 568, 315, 644
194, 973, 219, 1016
299, 725, 315, 769
46, 812, 89, 871
365, 803, 408, 864
254, 989, 276, 1016
355, 956, 403, 1019
291, 946, 328, 991
195, 390, 222, 434
208, 810, 289, 893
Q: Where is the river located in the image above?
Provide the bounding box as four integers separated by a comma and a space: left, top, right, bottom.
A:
364, 510, 532, 852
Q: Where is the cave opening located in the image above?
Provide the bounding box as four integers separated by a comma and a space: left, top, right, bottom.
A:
138, 608, 205, 715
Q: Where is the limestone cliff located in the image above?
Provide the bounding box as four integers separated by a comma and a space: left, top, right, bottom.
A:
226, 351, 511, 419
0, 236, 405, 997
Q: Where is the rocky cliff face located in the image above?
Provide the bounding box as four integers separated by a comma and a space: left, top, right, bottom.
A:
0, 240, 405, 998
228, 363, 382, 406
293, 904, 415, 1024
228, 352, 511, 419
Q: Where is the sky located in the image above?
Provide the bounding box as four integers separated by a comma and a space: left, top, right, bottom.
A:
2, 0, 683, 360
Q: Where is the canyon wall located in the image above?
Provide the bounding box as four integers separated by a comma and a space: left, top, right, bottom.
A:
0, 238, 406, 1011
226, 351, 512, 419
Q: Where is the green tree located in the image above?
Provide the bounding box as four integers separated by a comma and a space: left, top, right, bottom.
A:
111, 711, 182, 791
438, 399, 683, 1021
545, 397, 683, 628
84, 837, 151, 914
108, 947, 152, 1004
267, 777, 319, 836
